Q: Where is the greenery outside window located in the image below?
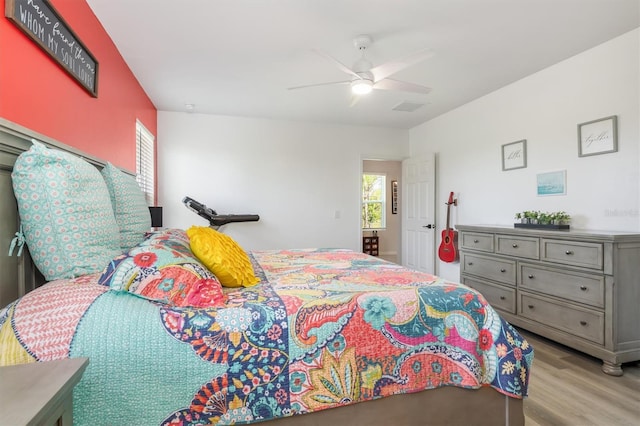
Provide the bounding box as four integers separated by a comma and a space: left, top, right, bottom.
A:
362, 173, 386, 229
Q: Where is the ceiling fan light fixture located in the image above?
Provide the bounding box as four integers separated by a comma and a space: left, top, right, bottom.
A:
351, 79, 373, 95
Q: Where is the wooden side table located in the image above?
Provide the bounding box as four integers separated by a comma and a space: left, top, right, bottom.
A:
0, 357, 89, 425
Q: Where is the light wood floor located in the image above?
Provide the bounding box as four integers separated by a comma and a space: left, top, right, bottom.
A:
520, 329, 640, 426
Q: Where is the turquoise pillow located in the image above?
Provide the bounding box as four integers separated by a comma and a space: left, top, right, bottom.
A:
101, 163, 151, 251
11, 140, 121, 280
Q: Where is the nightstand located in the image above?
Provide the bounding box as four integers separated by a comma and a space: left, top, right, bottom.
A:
363, 235, 379, 256
0, 357, 89, 425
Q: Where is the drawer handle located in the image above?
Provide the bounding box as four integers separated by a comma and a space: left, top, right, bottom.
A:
528, 274, 534, 279
527, 304, 535, 309
468, 262, 474, 266
473, 239, 479, 243
565, 250, 574, 255
500, 268, 506, 273
512, 243, 518, 248
499, 296, 506, 300
579, 286, 588, 291
580, 321, 587, 326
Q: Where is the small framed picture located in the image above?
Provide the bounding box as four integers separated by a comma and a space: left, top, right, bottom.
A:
391, 180, 398, 214
578, 115, 618, 157
537, 170, 566, 196
502, 139, 527, 171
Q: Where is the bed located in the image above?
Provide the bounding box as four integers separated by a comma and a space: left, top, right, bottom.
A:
0, 118, 532, 425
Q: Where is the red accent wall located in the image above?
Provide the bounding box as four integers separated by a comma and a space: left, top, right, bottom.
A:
0, 0, 156, 172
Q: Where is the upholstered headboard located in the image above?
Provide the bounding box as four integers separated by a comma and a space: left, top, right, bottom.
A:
0, 118, 112, 307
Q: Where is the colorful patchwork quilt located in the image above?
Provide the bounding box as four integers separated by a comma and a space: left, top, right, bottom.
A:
0, 246, 533, 425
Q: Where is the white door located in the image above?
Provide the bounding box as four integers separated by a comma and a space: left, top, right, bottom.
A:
402, 155, 436, 273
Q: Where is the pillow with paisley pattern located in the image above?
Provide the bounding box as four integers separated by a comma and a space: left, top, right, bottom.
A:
98, 229, 226, 308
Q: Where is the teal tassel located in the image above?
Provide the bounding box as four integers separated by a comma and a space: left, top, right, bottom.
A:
8, 225, 25, 257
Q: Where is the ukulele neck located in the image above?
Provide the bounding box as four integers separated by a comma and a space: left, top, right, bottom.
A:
445, 192, 455, 231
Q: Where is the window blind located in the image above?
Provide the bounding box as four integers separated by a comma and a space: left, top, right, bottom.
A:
136, 120, 155, 206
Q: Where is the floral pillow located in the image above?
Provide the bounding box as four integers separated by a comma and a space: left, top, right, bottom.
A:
98, 229, 226, 308
143, 228, 191, 247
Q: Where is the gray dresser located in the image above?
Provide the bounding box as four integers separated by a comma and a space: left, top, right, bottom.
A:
457, 224, 640, 376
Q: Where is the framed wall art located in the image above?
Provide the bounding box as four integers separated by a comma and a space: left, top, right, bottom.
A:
502, 139, 527, 171
578, 115, 617, 157
391, 180, 398, 214
536, 170, 566, 196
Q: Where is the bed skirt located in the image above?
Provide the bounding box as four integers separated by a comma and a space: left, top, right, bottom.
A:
264, 386, 523, 426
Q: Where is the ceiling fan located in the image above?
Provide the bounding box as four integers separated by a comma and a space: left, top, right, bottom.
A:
288, 34, 433, 98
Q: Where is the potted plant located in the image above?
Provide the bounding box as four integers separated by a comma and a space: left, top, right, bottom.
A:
516, 210, 571, 228
538, 212, 551, 225
524, 210, 538, 224
552, 211, 571, 225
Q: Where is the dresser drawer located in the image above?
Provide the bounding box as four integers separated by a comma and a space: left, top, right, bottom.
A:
495, 235, 539, 259
519, 293, 604, 344
541, 239, 603, 270
462, 276, 516, 313
520, 264, 604, 308
460, 232, 494, 253
460, 252, 516, 285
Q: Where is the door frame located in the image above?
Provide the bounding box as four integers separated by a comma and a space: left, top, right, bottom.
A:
359, 154, 406, 262
359, 154, 439, 272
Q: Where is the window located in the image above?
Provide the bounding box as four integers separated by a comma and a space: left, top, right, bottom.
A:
362, 173, 386, 229
136, 120, 155, 205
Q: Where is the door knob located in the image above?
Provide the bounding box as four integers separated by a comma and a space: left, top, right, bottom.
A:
422, 224, 435, 229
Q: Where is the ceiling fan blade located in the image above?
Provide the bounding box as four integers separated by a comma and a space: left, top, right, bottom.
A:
370, 48, 434, 82
287, 80, 350, 91
373, 78, 432, 94
313, 49, 362, 80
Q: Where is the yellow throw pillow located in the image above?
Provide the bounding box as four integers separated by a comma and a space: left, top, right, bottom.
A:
186, 226, 259, 288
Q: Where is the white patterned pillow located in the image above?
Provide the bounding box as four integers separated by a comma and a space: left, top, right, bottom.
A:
101, 163, 151, 251
11, 140, 121, 280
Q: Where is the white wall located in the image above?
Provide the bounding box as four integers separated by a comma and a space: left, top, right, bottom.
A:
411, 29, 640, 281
157, 112, 408, 251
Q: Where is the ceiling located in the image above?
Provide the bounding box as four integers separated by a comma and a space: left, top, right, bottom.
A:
86, 0, 639, 129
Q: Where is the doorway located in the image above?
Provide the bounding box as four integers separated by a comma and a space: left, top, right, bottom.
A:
361, 160, 402, 264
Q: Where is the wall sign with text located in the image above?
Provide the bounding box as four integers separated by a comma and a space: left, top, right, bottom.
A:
501, 139, 527, 171
5, 0, 99, 96
578, 115, 617, 157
